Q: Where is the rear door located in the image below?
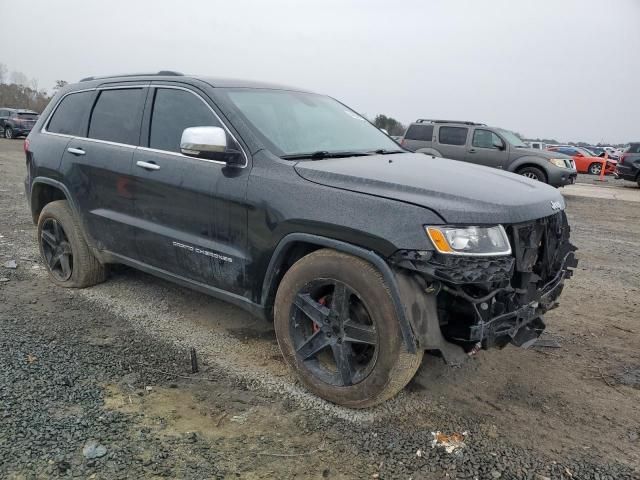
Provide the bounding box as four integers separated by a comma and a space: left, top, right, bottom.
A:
465, 128, 509, 168
59, 85, 146, 257
129, 84, 250, 294
435, 125, 469, 160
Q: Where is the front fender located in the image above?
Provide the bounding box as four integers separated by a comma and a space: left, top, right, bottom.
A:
261, 233, 418, 353
507, 155, 551, 173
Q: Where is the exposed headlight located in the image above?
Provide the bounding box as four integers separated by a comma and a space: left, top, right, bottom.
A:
549, 158, 569, 168
425, 225, 511, 256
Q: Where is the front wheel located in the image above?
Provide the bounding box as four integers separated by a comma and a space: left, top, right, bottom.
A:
274, 249, 423, 408
518, 166, 547, 183
588, 162, 603, 175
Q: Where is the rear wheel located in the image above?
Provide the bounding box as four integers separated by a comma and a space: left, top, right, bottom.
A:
588, 162, 602, 175
274, 249, 423, 408
37, 200, 107, 288
4, 127, 14, 139
518, 166, 547, 183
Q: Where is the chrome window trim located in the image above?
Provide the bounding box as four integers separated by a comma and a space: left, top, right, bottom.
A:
147, 85, 248, 168
41, 84, 248, 168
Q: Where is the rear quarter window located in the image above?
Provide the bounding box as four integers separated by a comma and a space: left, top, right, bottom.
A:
404, 124, 433, 141
47, 91, 94, 136
438, 126, 468, 146
88, 88, 145, 145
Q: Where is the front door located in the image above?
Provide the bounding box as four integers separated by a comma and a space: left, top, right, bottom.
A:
465, 128, 509, 169
129, 85, 250, 295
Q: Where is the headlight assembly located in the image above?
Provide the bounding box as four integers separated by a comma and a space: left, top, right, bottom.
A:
549, 158, 569, 168
425, 225, 511, 256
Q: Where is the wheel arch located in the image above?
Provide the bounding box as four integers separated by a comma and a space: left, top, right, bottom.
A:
261, 233, 417, 353
508, 155, 550, 174
30, 178, 75, 224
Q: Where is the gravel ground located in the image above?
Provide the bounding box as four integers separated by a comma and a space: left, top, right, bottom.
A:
1, 138, 639, 479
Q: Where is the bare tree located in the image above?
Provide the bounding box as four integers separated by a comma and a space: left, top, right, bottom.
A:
0, 63, 7, 84
10, 71, 29, 87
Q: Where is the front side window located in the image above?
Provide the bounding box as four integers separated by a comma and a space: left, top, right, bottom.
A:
439, 126, 468, 146
88, 89, 144, 145
472, 129, 502, 149
47, 91, 94, 136
149, 88, 222, 153
404, 124, 433, 141
218, 89, 399, 156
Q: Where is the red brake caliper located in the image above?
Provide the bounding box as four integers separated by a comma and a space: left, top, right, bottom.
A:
313, 296, 328, 333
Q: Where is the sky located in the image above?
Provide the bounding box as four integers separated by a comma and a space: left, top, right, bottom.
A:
2, 0, 639, 144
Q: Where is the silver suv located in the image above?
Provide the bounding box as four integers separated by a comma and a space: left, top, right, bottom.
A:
401, 119, 577, 187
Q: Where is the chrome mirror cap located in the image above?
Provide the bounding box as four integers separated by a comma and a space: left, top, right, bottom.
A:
180, 126, 227, 155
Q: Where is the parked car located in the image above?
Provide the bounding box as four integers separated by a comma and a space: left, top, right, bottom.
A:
615, 142, 640, 187
546, 145, 617, 175
0, 108, 39, 139
24, 72, 577, 407
526, 141, 546, 150
401, 119, 577, 187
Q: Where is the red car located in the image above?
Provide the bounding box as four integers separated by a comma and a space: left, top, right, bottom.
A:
547, 146, 617, 175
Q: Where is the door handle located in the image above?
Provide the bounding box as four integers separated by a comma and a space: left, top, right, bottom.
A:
468, 148, 477, 153
67, 147, 85, 156
136, 160, 160, 171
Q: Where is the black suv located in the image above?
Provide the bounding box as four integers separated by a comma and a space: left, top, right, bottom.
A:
401, 119, 577, 187
616, 143, 640, 187
0, 108, 39, 139
24, 73, 577, 407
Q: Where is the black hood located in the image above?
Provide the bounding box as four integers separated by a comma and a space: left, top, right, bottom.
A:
294, 153, 565, 224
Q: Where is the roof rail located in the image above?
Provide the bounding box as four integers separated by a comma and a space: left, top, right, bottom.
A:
79, 71, 184, 82
416, 119, 486, 126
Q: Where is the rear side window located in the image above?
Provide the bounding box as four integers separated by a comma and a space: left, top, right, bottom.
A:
625, 144, 640, 154
404, 124, 433, 141
149, 88, 222, 153
439, 126, 468, 146
17, 113, 38, 119
89, 89, 145, 145
47, 91, 94, 136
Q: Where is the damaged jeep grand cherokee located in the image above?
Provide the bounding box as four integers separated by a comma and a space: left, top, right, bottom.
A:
25, 73, 577, 408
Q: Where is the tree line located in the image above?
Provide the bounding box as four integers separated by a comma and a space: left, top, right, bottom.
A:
0, 63, 67, 113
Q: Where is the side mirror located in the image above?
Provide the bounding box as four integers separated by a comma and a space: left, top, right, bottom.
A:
180, 126, 244, 166
493, 139, 505, 150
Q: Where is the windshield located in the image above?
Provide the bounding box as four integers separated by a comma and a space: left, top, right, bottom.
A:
219, 89, 400, 157
496, 129, 527, 148
576, 147, 595, 156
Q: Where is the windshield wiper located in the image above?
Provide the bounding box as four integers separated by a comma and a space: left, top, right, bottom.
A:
280, 151, 371, 160
367, 149, 405, 155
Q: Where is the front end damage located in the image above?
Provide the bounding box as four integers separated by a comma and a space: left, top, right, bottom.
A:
391, 211, 578, 364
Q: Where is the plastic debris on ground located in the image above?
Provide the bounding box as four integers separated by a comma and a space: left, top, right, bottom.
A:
430, 430, 468, 454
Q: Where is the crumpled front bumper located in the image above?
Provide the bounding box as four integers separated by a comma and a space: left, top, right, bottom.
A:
391, 211, 578, 359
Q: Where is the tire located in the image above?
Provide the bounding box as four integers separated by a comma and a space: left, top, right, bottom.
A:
588, 162, 602, 175
274, 249, 423, 408
37, 200, 107, 288
4, 127, 14, 139
518, 166, 547, 183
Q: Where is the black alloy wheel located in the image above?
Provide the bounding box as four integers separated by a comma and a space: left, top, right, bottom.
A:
40, 218, 74, 281
290, 279, 378, 387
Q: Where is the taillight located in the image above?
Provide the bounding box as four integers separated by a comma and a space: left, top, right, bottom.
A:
400, 139, 406, 146
23, 138, 30, 154
619, 154, 627, 165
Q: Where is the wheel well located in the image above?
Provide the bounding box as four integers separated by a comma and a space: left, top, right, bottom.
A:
263, 241, 323, 320
30, 183, 67, 224
515, 163, 548, 181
